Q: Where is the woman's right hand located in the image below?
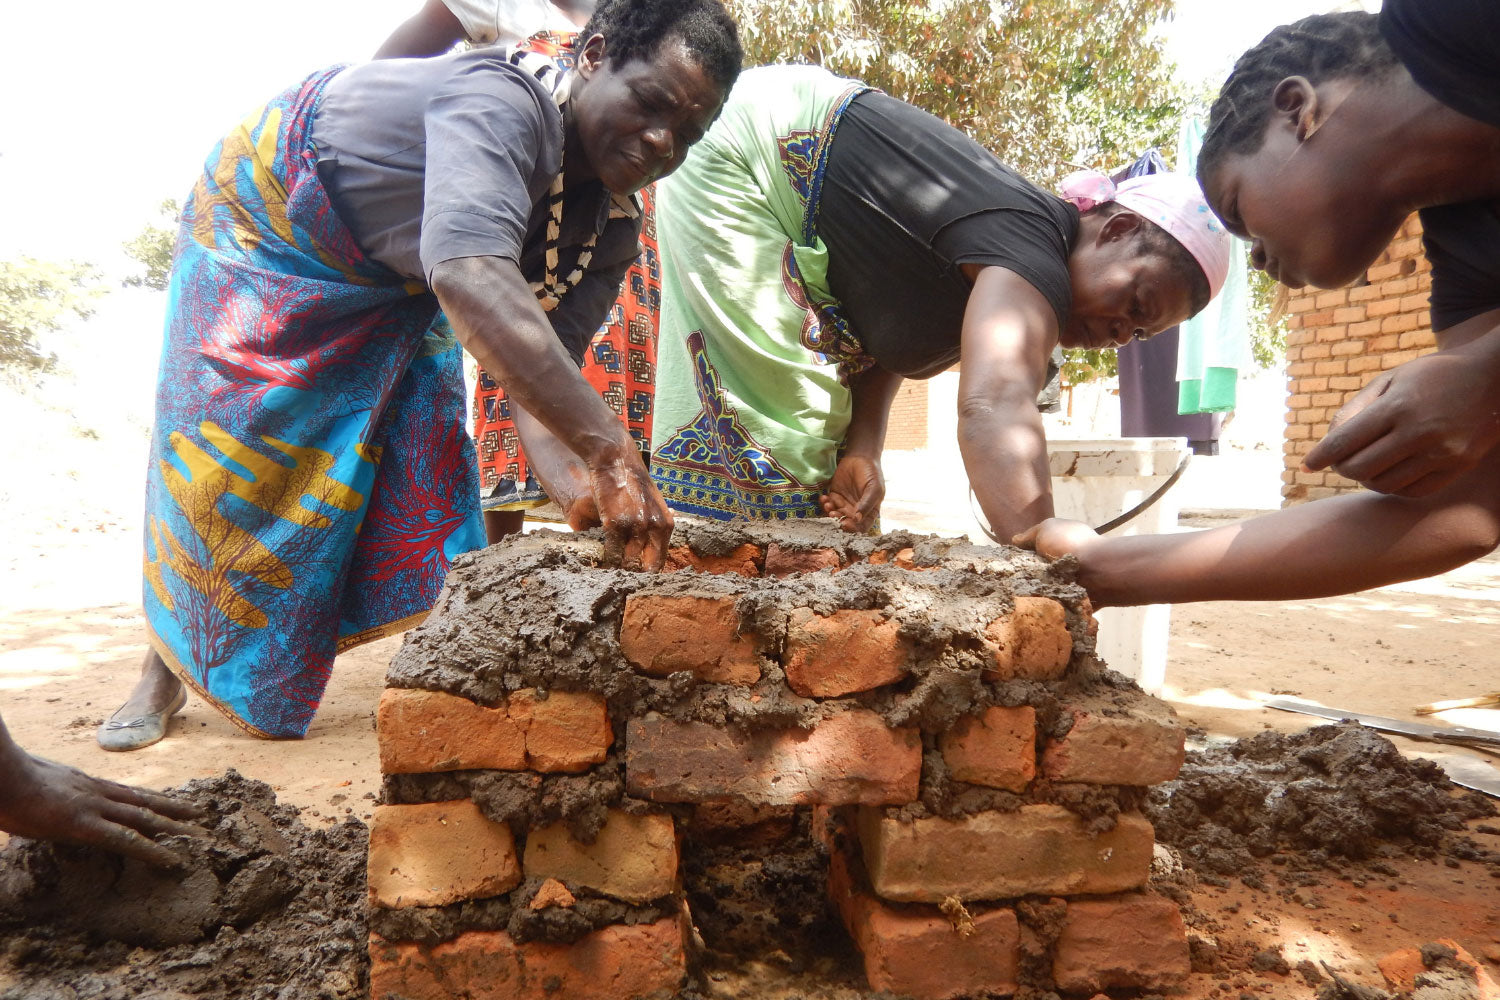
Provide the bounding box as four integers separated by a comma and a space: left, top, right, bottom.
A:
587, 453, 674, 571
1012, 518, 1101, 560
0, 750, 206, 868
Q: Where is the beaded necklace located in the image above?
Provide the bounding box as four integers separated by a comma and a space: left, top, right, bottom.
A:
504, 47, 599, 313
533, 173, 598, 312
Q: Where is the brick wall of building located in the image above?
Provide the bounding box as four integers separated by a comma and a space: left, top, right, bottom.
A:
1280, 214, 1436, 504
886, 379, 930, 450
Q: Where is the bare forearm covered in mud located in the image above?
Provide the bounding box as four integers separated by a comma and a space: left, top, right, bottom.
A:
512, 401, 601, 530
432, 256, 672, 568
822, 365, 903, 532
1028, 458, 1500, 607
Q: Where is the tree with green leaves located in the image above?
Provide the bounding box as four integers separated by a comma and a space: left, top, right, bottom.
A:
0, 257, 102, 381
122, 199, 180, 293
726, 0, 1184, 190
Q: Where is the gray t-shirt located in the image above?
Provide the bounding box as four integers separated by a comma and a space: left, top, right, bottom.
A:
309, 48, 642, 364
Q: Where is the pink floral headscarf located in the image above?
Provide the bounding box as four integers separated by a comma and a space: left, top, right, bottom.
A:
1060, 169, 1230, 301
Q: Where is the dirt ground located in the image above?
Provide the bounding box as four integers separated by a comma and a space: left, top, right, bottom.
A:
3, 505, 1499, 998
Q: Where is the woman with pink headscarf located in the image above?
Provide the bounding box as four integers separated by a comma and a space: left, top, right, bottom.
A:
523, 65, 1227, 539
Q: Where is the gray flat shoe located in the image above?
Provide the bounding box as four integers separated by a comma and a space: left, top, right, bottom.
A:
97, 686, 188, 751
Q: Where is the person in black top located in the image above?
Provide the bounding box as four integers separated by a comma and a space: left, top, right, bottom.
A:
1200, 2, 1500, 498
1017, 3, 1500, 609
548, 65, 1228, 540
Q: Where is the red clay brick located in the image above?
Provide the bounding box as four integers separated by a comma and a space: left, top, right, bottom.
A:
763, 543, 842, 577
377, 689, 525, 774
508, 690, 611, 773
1041, 703, 1184, 786
625, 711, 921, 806
784, 608, 910, 697
1314, 290, 1347, 309
664, 543, 762, 576
982, 596, 1072, 681
939, 705, 1036, 792
828, 842, 1020, 1000
530, 878, 575, 910
1052, 895, 1191, 993
1399, 329, 1436, 350
368, 801, 520, 909
524, 810, 679, 904
1379, 939, 1500, 997
369, 916, 688, 1000
518, 914, 687, 1000
1381, 312, 1420, 334
369, 930, 522, 1000
377, 688, 609, 775
1365, 296, 1403, 318
620, 593, 762, 685
855, 804, 1154, 902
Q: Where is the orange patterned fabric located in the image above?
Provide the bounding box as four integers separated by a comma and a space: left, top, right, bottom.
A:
474, 183, 660, 509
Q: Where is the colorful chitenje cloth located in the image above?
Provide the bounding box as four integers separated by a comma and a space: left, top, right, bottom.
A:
143, 68, 484, 739
650, 66, 872, 522
475, 185, 661, 511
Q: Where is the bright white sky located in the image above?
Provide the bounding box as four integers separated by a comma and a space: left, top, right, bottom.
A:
0, 0, 415, 262
0, 0, 1378, 265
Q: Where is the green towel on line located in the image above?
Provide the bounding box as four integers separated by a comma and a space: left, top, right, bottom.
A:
1175, 118, 1249, 414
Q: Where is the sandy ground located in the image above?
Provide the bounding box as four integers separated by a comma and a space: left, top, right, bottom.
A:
3, 451, 1499, 997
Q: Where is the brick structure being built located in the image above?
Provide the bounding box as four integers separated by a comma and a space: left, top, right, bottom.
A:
366, 521, 1191, 999
1280, 214, 1436, 504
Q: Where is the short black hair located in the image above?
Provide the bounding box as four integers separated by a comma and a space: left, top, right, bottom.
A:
576, 0, 743, 95
1085, 203, 1211, 318
1198, 12, 1398, 187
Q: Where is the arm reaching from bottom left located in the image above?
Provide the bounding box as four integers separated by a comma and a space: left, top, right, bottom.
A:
0, 712, 205, 867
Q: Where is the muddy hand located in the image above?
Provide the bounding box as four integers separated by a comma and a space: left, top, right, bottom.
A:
0, 753, 207, 868
588, 455, 673, 571
1012, 518, 1100, 560
819, 453, 884, 533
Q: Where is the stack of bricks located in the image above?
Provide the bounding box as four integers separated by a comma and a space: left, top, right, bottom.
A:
1281, 213, 1435, 504
367, 521, 1192, 1000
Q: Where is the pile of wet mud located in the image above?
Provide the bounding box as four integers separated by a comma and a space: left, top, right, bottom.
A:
0, 770, 367, 1000
1146, 723, 1499, 882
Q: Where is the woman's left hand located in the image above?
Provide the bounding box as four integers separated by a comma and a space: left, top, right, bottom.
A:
820, 453, 884, 533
